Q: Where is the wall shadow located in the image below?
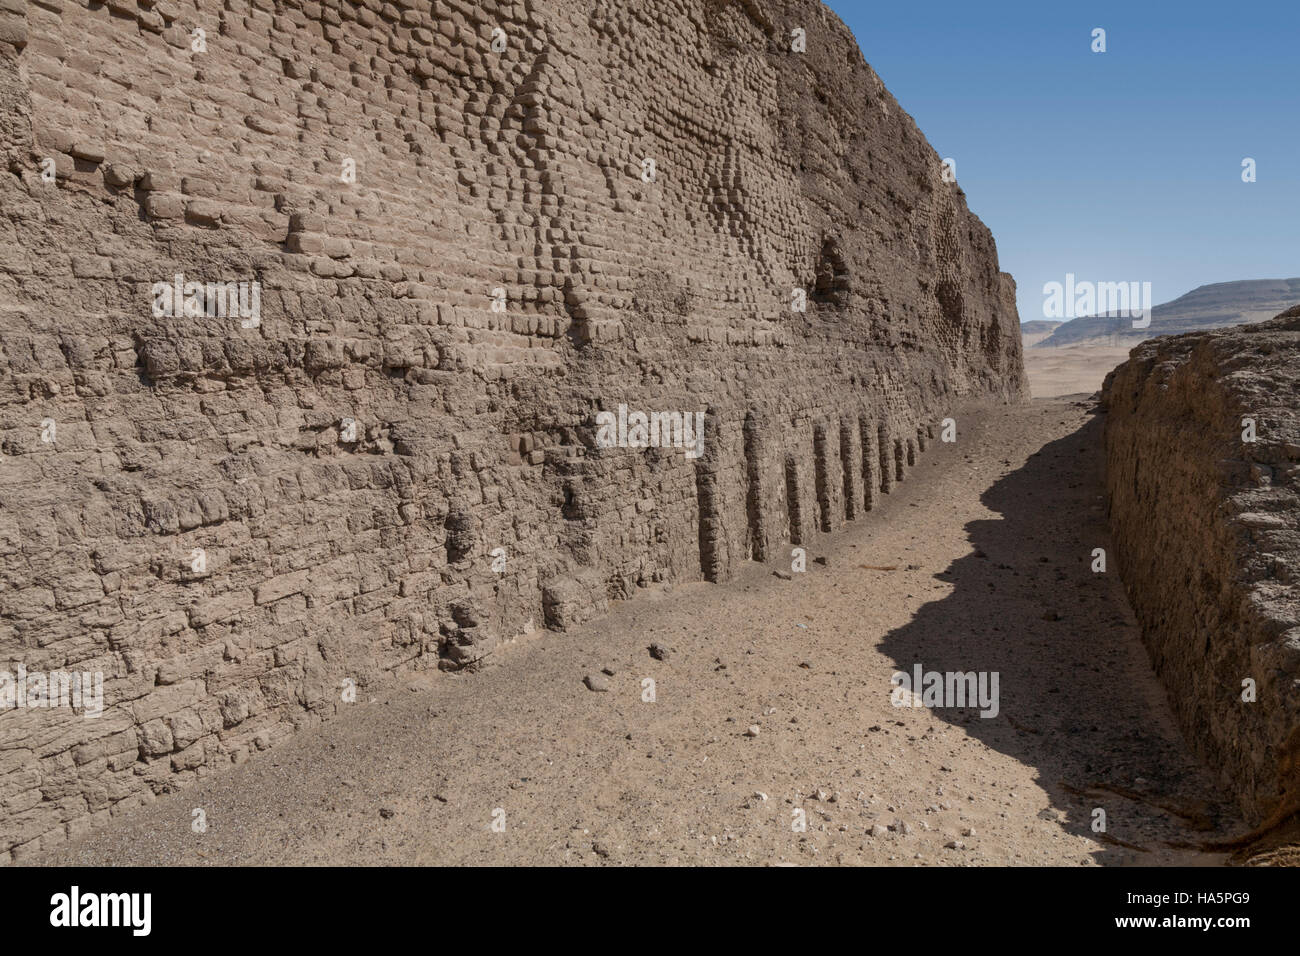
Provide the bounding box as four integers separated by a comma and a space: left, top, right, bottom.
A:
878, 410, 1237, 862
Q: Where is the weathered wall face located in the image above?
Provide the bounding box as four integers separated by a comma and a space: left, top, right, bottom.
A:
1103, 307, 1300, 822
0, 0, 1023, 859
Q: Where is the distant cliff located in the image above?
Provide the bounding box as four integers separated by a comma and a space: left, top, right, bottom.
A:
1039, 278, 1300, 348
1019, 320, 1062, 347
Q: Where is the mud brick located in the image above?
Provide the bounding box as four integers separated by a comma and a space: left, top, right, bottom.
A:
143, 192, 184, 219
0, 10, 26, 49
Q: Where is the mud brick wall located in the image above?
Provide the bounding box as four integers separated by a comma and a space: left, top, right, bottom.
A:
1103, 307, 1300, 823
0, 0, 1024, 858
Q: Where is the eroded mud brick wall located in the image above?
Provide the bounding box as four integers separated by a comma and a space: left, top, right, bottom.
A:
0, 0, 1024, 858
1103, 307, 1300, 822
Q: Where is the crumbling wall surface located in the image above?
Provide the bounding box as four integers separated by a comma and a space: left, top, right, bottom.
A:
1102, 306, 1300, 822
0, 0, 1023, 858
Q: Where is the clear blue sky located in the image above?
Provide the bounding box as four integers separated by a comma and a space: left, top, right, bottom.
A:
825, 0, 1300, 322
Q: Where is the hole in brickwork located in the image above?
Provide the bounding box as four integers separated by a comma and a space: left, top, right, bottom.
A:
743, 411, 767, 561
812, 237, 850, 307
784, 453, 803, 546
561, 482, 582, 521
840, 420, 857, 521
695, 409, 723, 583
860, 417, 878, 512
813, 423, 833, 533
878, 422, 894, 493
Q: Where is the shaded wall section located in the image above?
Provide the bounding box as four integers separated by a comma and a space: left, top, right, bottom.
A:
1103, 307, 1300, 822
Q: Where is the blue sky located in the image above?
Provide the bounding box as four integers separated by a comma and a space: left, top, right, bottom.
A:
824, 0, 1300, 322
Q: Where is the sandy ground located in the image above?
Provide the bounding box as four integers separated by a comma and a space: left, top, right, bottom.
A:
37, 397, 1241, 866
1023, 346, 1134, 399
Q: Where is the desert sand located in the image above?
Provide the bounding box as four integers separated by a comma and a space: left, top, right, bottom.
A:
1023, 346, 1134, 399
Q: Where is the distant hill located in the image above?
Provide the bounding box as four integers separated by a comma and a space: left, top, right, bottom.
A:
1035, 278, 1300, 348
1019, 320, 1063, 347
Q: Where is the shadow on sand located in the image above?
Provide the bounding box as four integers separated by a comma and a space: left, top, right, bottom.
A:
879, 409, 1236, 863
